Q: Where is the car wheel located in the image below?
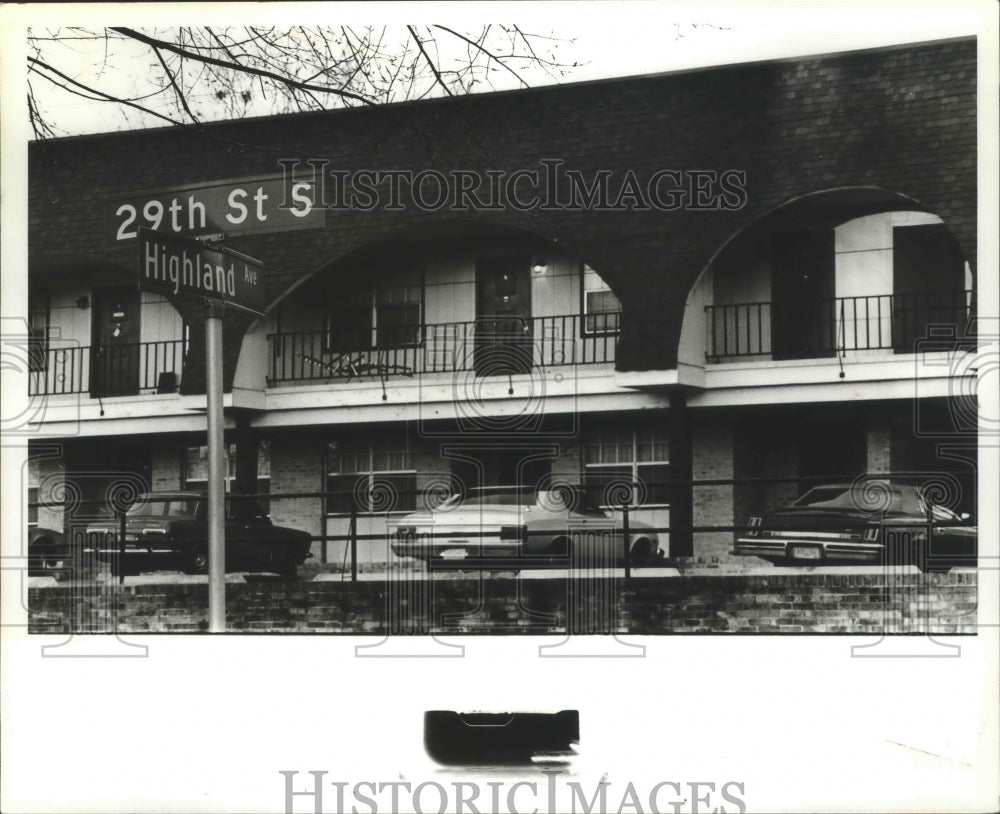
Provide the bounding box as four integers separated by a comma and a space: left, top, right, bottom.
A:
628, 538, 653, 567
109, 557, 136, 578
28, 539, 57, 576
277, 545, 299, 579
547, 537, 570, 563
185, 545, 208, 575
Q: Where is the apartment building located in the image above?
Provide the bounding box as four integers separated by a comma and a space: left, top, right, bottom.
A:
26, 37, 978, 565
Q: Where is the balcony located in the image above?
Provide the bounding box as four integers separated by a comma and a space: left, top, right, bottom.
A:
268, 313, 619, 386
705, 291, 974, 362
28, 339, 187, 397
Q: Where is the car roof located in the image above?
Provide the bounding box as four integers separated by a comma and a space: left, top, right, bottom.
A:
806, 481, 920, 492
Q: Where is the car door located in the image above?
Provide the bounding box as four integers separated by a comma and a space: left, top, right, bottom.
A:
927, 503, 977, 566
225, 496, 280, 569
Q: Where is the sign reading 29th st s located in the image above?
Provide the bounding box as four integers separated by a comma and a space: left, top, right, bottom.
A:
139, 228, 267, 317
106, 175, 323, 246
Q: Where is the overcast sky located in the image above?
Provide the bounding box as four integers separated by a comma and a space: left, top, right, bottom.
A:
6, 0, 995, 137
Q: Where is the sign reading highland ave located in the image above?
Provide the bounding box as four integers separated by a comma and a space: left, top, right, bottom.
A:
138, 227, 267, 317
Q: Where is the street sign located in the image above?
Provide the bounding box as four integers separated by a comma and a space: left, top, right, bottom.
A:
107, 175, 324, 246
138, 227, 267, 317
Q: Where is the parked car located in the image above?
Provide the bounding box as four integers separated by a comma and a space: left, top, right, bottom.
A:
735, 480, 976, 572
27, 527, 71, 576
390, 485, 663, 567
84, 491, 312, 577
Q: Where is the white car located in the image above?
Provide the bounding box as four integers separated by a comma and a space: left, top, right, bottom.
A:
390, 485, 663, 567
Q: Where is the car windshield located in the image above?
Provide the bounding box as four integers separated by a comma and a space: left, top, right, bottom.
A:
457, 488, 537, 507
449, 486, 607, 516
126, 495, 199, 517
228, 496, 268, 522
790, 485, 912, 514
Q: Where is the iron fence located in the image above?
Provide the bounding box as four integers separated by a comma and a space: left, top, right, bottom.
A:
28, 339, 187, 397
706, 290, 974, 361
268, 313, 619, 384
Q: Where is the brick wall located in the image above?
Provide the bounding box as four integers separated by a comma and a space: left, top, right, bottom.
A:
268, 432, 324, 558
151, 442, 182, 491
866, 415, 892, 474
692, 414, 734, 561
28, 572, 978, 634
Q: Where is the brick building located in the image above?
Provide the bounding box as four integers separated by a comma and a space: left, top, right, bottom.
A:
26, 37, 978, 565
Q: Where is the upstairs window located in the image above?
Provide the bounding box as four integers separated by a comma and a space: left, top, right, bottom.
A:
326, 267, 423, 351
581, 265, 621, 335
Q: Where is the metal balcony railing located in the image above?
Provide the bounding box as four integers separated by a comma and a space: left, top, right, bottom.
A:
705, 291, 975, 361
267, 313, 620, 385
28, 339, 187, 397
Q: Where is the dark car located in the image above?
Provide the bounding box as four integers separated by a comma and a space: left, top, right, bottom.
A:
735, 480, 976, 572
84, 491, 312, 577
28, 527, 71, 576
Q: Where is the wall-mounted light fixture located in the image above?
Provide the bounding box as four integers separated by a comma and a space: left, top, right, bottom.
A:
531, 259, 548, 275
75, 295, 90, 309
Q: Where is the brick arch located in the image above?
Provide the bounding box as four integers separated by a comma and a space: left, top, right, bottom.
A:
678, 186, 975, 367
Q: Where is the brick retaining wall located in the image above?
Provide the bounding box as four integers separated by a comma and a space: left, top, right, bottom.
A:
28, 571, 978, 635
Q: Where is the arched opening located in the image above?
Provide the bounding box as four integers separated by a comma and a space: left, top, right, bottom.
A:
265, 222, 623, 385
681, 188, 974, 366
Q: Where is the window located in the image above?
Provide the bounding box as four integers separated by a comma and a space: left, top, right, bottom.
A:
583, 425, 669, 507
326, 267, 422, 350
326, 438, 416, 514
28, 290, 49, 372
183, 441, 271, 511
581, 265, 621, 335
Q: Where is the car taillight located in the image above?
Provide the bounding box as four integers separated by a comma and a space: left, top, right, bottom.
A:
500, 525, 527, 542
746, 516, 762, 537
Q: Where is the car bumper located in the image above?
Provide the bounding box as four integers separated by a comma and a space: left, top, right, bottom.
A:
735, 537, 884, 563
390, 536, 519, 560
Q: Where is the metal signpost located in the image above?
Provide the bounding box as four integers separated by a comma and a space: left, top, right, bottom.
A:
138, 228, 265, 632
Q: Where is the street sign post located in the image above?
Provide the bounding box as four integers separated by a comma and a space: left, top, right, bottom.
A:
138, 228, 266, 632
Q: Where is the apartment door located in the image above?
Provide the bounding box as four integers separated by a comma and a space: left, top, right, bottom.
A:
474, 255, 532, 375
770, 230, 836, 360
892, 224, 966, 352
91, 286, 141, 396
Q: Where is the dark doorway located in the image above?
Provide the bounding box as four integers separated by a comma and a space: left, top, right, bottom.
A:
796, 416, 866, 492
474, 255, 533, 375
892, 224, 967, 352
91, 285, 141, 396
63, 441, 152, 525
449, 448, 552, 491
770, 230, 836, 360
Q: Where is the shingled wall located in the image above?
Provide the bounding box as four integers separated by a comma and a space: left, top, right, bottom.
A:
29, 38, 977, 375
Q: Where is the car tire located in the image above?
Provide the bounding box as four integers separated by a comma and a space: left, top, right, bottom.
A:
185, 545, 208, 575
28, 539, 57, 576
109, 557, 136, 578
628, 538, 654, 567
547, 537, 571, 563
278, 545, 299, 579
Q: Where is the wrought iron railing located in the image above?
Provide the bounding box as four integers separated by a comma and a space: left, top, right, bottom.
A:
28, 339, 187, 397
267, 313, 619, 384
706, 291, 974, 361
